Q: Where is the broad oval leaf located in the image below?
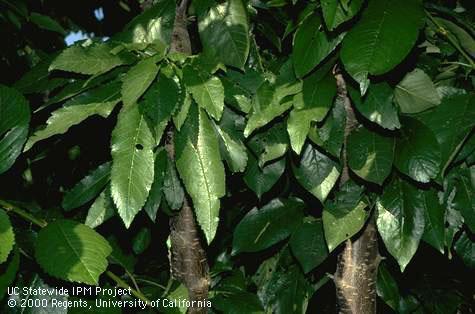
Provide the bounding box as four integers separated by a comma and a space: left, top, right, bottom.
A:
340, 0, 425, 94
110, 105, 155, 228
376, 179, 425, 271
0, 85, 30, 174
454, 231, 475, 268
0, 209, 15, 264
49, 44, 125, 75
35, 220, 112, 285
293, 144, 340, 203
376, 263, 401, 312
394, 116, 441, 183
85, 188, 116, 229
198, 0, 250, 69
395, 68, 441, 114
232, 198, 305, 254
290, 219, 328, 273
348, 126, 395, 185
176, 104, 226, 243
62, 162, 111, 211
215, 110, 248, 173
244, 155, 286, 198
121, 57, 159, 107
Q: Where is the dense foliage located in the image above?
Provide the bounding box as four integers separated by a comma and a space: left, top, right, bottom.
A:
1, 0, 474, 313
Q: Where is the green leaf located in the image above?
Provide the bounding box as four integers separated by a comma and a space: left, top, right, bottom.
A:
175, 104, 226, 243
290, 219, 328, 273
0, 209, 14, 264
248, 123, 288, 167
350, 83, 401, 130
394, 117, 441, 183
25, 81, 121, 151
292, 14, 344, 78
121, 57, 159, 107
111, 105, 155, 228
347, 126, 395, 185
323, 181, 368, 251
163, 156, 185, 210
376, 179, 425, 271
0, 85, 30, 174
0, 248, 19, 300
132, 227, 151, 255
395, 68, 441, 114
49, 44, 125, 75
451, 168, 475, 233
421, 189, 445, 254
454, 231, 474, 268
376, 263, 401, 311
85, 188, 116, 229
198, 0, 250, 69
35, 220, 112, 285
321, 0, 364, 31
183, 64, 224, 120
232, 198, 304, 254
340, 0, 425, 94
244, 155, 286, 198
62, 162, 111, 211
215, 110, 248, 173
144, 149, 167, 222
293, 144, 340, 203
435, 17, 475, 59
119, 0, 175, 45
30, 12, 66, 35
416, 94, 475, 176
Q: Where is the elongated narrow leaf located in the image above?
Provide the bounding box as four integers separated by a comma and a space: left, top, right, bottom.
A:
35, 220, 112, 285
321, 0, 364, 31
293, 144, 340, 203
395, 69, 441, 114
49, 44, 125, 75
25, 81, 121, 151
85, 188, 115, 229
323, 182, 368, 251
121, 57, 159, 107
341, 0, 425, 93
144, 149, 167, 222
0, 209, 15, 264
347, 126, 395, 185
377, 179, 425, 271
0, 85, 30, 174
394, 117, 441, 183
215, 110, 248, 173
183, 64, 224, 120
421, 189, 445, 254
377, 263, 401, 311
30, 12, 66, 35
290, 219, 328, 273
62, 162, 111, 211
111, 105, 155, 228
232, 198, 304, 254
292, 14, 344, 78
163, 155, 185, 210
198, 0, 250, 69
0, 248, 19, 300
176, 104, 226, 243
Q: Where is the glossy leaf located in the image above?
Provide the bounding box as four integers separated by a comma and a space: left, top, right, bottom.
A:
175, 104, 226, 243
198, 0, 250, 69
121, 57, 159, 107
395, 68, 441, 114
394, 117, 441, 183
421, 189, 445, 254
290, 219, 328, 273
293, 144, 340, 203
35, 220, 112, 285
454, 232, 474, 268
0, 85, 30, 174
0, 209, 14, 264
244, 155, 286, 198
62, 162, 111, 211
377, 179, 425, 271
341, 0, 425, 94
232, 198, 304, 254
376, 263, 400, 311
111, 105, 155, 228
348, 126, 395, 185
25, 82, 121, 151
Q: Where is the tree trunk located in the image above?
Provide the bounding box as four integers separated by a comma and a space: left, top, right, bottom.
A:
333, 68, 381, 314
165, 1, 210, 313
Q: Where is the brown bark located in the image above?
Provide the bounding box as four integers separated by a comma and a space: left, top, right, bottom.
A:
333, 68, 381, 314
165, 1, 210, 313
